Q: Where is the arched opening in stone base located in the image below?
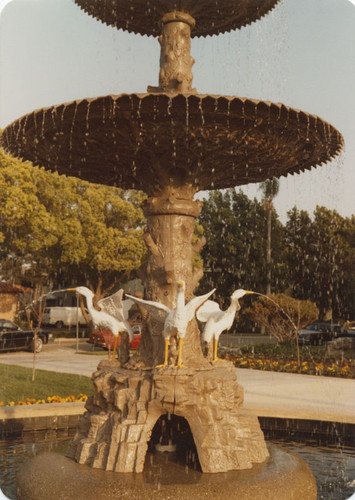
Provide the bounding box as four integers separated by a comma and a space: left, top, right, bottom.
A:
146, 413, 202, 471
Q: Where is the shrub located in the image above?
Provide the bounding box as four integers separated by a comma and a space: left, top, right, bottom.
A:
244, 293, 318, 343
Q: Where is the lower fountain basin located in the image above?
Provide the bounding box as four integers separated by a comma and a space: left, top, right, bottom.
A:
16, 444, 316, 499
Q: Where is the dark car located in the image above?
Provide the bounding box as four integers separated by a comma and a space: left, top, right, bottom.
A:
338, 321, 355, 338
297, 322, 342, 346
88, 324, 142, 351
0, 320, 50, 353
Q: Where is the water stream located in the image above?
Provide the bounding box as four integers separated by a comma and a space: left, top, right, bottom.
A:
251, 291, 299, 333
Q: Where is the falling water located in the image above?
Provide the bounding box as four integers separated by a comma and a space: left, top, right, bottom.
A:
306, 114, 310, 142
69, 104, 78, 156
85, 101, 91, 133
41, 110, 46, 139
199, 97, 205, 127
251, 291, 298, 334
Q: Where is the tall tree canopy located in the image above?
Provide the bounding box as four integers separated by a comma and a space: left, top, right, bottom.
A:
285, 206, 355, 320
197, 189, 284, 308
0, 146, 146, 294
198, 189, 354, 322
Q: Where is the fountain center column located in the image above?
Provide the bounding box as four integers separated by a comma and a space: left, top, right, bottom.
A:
139, 184, 205, 366
149, 11, 196, 94
142, 184, 203, 305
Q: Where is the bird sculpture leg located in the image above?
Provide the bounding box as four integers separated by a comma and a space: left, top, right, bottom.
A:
213, 337, 221, 362
156, 338, 169, 368
111, 335, 118, 361
177, 337, 186, 368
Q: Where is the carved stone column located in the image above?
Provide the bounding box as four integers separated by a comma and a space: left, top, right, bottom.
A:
148, 11, 196, 94
130, 183, 207, 368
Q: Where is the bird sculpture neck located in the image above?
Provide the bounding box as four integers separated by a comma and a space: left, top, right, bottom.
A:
176, 287, 185, 310
229, 298, 241, 314
85, 293, 94, 311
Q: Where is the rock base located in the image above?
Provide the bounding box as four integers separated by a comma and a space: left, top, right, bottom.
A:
66, 360, 269, 473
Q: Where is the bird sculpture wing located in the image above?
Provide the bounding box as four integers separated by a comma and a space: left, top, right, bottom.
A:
125, 294, 170, 323
97, 290, 134, 341
196, 300, 221, 323
98, 289, 127, 321
185, 288, 216, 323
201, 317, 219, 344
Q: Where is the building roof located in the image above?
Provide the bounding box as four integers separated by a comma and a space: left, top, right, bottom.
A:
0, 282, 32, 294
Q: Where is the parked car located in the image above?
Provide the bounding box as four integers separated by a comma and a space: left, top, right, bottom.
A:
297, 322, 342, 346
88, 324, 142, 351
338, 321, 355, 338
0, 320, 50, 353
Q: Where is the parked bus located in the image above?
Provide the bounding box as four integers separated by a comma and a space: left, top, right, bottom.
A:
41, 289, 88, 328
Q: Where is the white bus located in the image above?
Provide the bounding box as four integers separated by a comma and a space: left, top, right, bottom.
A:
41, 289, 87, 328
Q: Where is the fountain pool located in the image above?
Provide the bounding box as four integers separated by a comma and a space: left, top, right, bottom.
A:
1, 431, 355, 499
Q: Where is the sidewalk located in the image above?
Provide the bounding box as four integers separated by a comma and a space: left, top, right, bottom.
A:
236, 368, 355, 424
0, 343, 354, 424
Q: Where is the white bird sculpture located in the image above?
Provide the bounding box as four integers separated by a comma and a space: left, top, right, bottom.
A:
126, 281, 215, 368
67, 286, 134, 360
0, 488, 11, 500
197, 289, 254, 362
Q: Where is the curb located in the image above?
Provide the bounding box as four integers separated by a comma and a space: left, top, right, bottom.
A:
0, 402, 86, 420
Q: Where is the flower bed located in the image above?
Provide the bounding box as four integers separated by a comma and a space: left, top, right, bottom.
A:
221, 343, 355, 378
0, 394, 88, 407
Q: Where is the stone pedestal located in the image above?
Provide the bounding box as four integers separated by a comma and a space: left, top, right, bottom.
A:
67, 360, 269, 473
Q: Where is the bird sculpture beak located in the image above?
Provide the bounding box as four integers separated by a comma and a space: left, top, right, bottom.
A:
244, 290, 255, 295
67, 288, 77, 291
177, 281, 184, 288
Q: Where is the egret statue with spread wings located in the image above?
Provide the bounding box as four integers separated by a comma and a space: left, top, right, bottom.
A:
126, 281, 215, 368
68, 286, 134, 360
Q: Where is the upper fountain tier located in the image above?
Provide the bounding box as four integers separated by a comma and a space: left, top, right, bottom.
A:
1, 93, 343, 197
73, 0, 280, 37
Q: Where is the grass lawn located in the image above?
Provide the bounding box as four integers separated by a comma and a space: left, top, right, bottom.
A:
0, 364, 93, 406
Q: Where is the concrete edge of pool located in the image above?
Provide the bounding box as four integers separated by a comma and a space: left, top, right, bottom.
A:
1, 399, 354, 424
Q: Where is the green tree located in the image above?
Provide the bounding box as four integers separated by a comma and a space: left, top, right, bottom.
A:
0, 146, 146, 295
198, 189, 285, 308
285, 206, 354, 320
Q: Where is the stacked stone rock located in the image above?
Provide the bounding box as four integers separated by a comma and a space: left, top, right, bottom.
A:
67, 360, 268, 473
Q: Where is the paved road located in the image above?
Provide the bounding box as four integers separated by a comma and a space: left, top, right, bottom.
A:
219, 333, 277, 346
0, 340, 354, 423
0, 340, 106, 377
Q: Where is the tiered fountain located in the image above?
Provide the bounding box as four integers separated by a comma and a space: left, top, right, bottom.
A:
1, 1, 343, 498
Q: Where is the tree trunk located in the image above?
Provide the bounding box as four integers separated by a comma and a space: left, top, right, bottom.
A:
266, 200, 272, 295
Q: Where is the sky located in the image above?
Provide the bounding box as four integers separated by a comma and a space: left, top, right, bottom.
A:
0, 0, 354, 224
